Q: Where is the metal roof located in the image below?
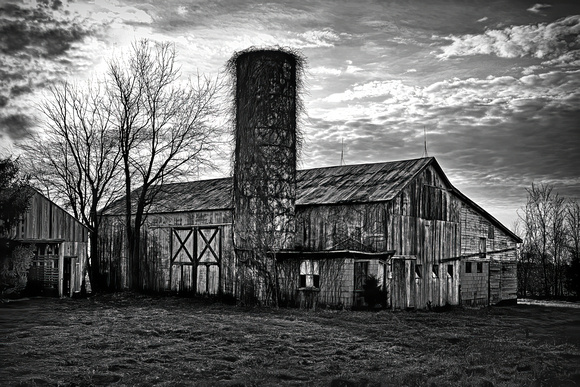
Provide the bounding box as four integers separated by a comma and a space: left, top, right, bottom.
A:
101, 157, 432, 215
99, 157, 521, 243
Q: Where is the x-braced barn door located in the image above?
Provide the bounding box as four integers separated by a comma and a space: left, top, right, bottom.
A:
196, 227, 221, 295
170, 227, 221, 295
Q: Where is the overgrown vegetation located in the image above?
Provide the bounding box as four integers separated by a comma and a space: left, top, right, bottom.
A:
228, 48, 305, 306
0, 157, 35, 297
362, 275, 387, 309
517, 183, 580, 298
0, 243, 34, 297
1, 294, 579, 386
0, 157, 34, 236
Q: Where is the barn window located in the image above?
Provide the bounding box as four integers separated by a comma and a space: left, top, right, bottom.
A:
488, 226, 494, 240
477, 262, 483, 273
465, 262, 472, 274
447, 265, 454, 277
300, 260, 319, 288
415, 264, 422, 279
479, 238, 487, 258
432, 264, 439, 278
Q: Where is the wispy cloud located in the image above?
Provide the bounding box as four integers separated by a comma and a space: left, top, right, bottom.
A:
299, 29, 341, 48
527, 3, 552, 14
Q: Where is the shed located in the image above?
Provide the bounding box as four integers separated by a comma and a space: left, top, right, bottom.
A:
10, 190, 89, 297
99, 157, 521, 308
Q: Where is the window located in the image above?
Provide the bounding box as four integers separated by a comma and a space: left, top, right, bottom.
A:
447, 264, 453, 277
432, 264, 439, 278
466, 262, 472, 274
479, 237, 487, 258
300, 260, 319, 288
415, 264, 422, 279
477, 262, 483, 273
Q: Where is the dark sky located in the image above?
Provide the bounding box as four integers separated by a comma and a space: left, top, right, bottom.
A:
1, 0, 579, 228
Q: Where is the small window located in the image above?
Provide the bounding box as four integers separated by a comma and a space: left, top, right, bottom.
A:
479, 237, 487, 258
415, 264, 422, 279
432, 264, 439, 278
300, 260, 320, 288
447, 264, 453, 277
477, 262, 483, 273
465, 262, 472, 274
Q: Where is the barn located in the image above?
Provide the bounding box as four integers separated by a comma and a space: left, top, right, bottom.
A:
98, 49, 521, 309
8, 190, 89, 297
98, 156, 521, 309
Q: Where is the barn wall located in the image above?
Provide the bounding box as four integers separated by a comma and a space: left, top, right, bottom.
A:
294, 165, 462, 309
98, 210, 235, 294
459, 205, 518, 304
278, 257, 388, 309
13, 192, 88, 243
11, 192, 88, 297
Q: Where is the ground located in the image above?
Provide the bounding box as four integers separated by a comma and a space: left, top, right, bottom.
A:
1, 294, 579, 386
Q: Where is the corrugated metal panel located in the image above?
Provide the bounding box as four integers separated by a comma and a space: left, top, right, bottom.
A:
101, 158, 433, 215
297, 158, 432, 205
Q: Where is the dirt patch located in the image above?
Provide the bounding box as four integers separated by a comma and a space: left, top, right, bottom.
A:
1, 293, 579, 386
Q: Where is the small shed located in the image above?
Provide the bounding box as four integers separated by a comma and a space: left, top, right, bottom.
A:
10, 190, 89, 297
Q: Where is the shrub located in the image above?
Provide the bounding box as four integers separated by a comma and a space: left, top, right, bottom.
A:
0, 242, 35, 297
362, 275, 387, 309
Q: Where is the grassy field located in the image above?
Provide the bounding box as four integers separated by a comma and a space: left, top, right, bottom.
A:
1, 293, 579, 386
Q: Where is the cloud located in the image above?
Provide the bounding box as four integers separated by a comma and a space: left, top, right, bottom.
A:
0, 113, 34, 141
527, 3, 551, 14
310, 66, 342, 76
307, 68, 580, 207
437, 15, 580, 64
477, 17, 488, 23
0, 2, 96, 59
299, 29, 340, 47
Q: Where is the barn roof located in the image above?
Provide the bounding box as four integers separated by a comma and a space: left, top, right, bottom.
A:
100, 157, 521, 243
101, 157, 431, 215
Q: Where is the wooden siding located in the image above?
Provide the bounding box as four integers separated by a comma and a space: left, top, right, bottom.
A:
459, 205, 518, 305
12, 192, 88, 243
9, 192, 89, 297
97, 161, 519, 308
294, 165, 461, 308
98, 210, 235, 293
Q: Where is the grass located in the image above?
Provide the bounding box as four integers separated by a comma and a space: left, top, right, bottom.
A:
1, 293, 579, 386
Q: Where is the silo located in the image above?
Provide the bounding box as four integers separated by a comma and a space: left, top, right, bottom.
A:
229, 48, 303, 303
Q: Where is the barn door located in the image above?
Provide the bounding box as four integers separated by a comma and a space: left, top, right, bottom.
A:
196, 227, 221, 295
170, 228, 195, 293
353, 261, 369, 307
170, 227, 221, 295
391, 257, 416, 309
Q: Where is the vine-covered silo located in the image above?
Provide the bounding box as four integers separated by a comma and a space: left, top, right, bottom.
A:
229, 48, 303, 304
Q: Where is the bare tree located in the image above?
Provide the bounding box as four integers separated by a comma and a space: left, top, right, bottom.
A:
23, 80, 122, 292
519, 183, 568, 296
566, 200, 580, 296
107, 40, 223, 289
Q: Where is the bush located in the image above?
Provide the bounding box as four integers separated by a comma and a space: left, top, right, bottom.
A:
362, 275, 387, 309
0, 242, 35, 297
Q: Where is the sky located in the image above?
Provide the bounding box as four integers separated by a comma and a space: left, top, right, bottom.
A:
0, 0, 579, 230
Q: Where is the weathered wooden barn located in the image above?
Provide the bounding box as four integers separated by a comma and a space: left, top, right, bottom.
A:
9, 190, 89, 297
98, 156, 521, 309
